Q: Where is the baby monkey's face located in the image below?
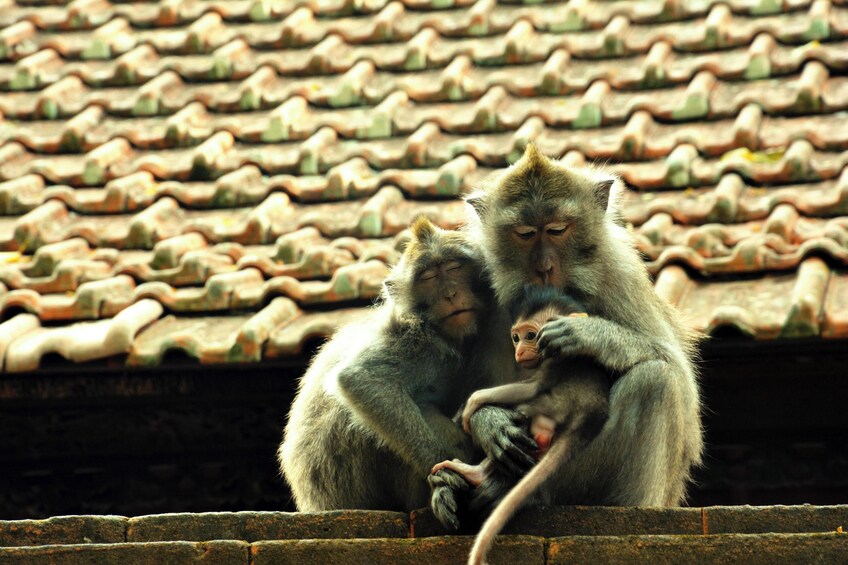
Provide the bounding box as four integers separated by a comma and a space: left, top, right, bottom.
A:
511, 305, 587, 369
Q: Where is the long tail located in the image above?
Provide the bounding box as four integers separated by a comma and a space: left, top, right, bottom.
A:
467, 435, 571, 565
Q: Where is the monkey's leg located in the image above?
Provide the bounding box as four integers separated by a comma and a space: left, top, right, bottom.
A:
548, 360, 699, 506
422, 404, 476, 461
431, 458, 490, 487
462, 381, 541, 433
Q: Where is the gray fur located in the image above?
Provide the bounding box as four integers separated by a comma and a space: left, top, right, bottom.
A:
463, 146, 703, 509
465, 356, 610, 565
279, 224, 514, 516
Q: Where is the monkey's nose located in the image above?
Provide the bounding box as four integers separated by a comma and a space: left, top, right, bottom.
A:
535, 266, 553, 284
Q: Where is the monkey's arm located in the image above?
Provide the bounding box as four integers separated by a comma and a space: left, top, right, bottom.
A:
537, 316, 665, 373
461, 380, 542, 433
337, 364, 457, 476
422, 404, 476, 462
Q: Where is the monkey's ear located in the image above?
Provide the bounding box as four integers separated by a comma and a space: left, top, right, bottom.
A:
593, 179, 615, 212
382, 275, 398, 299
410, 216, 438, 242
464, 191, 488, 218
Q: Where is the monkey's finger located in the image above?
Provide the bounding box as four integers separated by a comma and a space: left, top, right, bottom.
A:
492, 441, 536, 476
505, 441, 538, 470
512, 430, 540, 453
430, 487, 460, 531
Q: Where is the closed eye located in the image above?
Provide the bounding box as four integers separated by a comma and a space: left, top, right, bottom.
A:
445, 261, 463, 271
546, 224, 569, 236
515, 227, 537, 240
418, 269, 437, 281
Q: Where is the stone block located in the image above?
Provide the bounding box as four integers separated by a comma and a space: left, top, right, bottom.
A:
127, 511, 409, 542
548, 533, 847, 564
251, 535, 545, 565
0, 515, 126, 547
704, 504, 848, 534
0, 541, 248, 565
503, 506, 704, 537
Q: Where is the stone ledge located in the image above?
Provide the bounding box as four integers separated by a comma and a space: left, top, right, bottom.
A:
705, 504, 848, 534
411, 504, 848, 538
549, 533, 848, 565
0, 515, 126, 548
1, 533, 845, 565
0, 541, 249, 565
126, 510, 409, 542
2, 505, 846, 549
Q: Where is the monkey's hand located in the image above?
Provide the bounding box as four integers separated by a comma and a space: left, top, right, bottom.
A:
468, 406, 537, 477
537, 315, 663, 373
428, 468, 469, 531
536, 315, 593, 360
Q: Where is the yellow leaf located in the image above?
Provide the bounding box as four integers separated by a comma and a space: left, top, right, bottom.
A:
720, 147, 786, 164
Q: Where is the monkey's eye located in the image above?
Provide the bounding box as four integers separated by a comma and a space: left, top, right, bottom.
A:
546, 223, 569, 237
525, 331, 537, 341
418, 269, 437, 281
515, 226, 537, 240
511, 333, 519, 343
444, 260, 463, 271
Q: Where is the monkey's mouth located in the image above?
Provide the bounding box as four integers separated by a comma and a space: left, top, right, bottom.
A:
444, 309, 474, 320
519, 358, 541, 370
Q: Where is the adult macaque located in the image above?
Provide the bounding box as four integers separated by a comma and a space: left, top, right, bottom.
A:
434, 144, 702, 525
432, 286, 610, 565
279, 218, 514, 522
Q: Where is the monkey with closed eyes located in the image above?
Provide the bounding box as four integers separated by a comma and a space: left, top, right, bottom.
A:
432, 286, 610, 565
433, 144, 702, 527
279, 217, 520, 524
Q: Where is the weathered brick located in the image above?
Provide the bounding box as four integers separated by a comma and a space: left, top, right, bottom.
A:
127, 511, 409, 542
548, 533, 848, 564
0, 541, 248, 565
411, 505, 703, 538
251, 535, 545, 565
503, 506, 704, 537
409, 508, 479, 538
0, 516, 127, 547
705, 504, 848, 534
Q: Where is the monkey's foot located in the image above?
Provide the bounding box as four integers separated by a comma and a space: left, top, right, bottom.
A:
428, 469, 470, 531
431, 459, 487, 487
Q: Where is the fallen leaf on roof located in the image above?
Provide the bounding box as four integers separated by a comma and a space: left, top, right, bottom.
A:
720, 147, 786, 164
0, 252, 22, 263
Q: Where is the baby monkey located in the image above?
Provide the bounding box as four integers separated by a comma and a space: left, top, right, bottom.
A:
432, 286, 611, 565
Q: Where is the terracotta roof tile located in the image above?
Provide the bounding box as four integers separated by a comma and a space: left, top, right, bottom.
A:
2, 0, 848, 369
656, 257, 830, 338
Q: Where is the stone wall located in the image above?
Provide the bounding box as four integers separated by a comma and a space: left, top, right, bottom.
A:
1, 506, 846, 564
